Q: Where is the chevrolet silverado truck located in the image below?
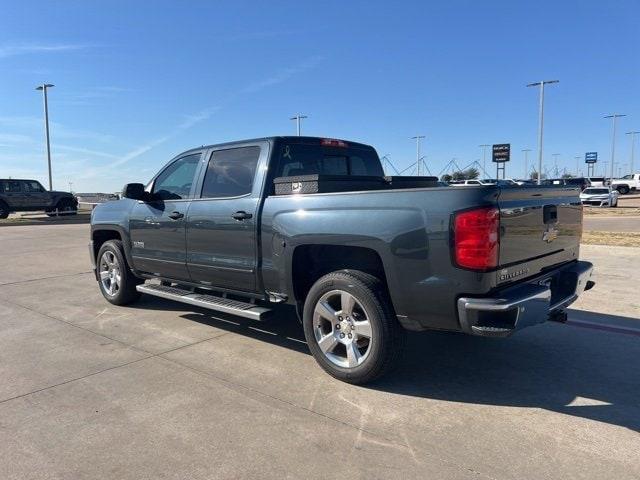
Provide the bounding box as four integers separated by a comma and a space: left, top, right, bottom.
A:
89, 136, 594, 384
0, 179, 77, 219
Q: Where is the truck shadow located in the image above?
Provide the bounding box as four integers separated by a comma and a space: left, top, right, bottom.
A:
133, 296, 640, 432
375, 313, 640, 433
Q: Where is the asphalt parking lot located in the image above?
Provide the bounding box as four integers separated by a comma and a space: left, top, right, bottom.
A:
1, 223, 639, 479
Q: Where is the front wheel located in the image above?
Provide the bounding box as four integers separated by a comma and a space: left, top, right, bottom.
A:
302, 270, 406, 384
617, 185, 630, 195
96, 240, 141, 305
47, 198, 77, 217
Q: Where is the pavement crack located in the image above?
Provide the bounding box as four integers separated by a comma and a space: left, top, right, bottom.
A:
156, 353, 497, 480
0, 355, 154, 406
0, 270, 93, 287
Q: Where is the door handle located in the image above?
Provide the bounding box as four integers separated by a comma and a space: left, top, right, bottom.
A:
168, 211, 184, 220
231, 211, 252, 221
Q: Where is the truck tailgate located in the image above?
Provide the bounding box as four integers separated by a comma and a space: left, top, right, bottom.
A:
498, 187, 582, 268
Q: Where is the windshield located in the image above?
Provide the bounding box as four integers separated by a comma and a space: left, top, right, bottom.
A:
583, 188, 609, 194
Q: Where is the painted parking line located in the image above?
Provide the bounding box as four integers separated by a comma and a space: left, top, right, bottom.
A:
566, 319, 640, 337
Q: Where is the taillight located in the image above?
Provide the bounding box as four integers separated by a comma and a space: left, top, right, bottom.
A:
453, 207, 499, 270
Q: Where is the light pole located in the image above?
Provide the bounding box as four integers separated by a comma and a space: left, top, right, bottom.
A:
411, 136, 425, 176
574, 156, 580, 176
604, 114, 626, 180
36, 83, 55, 191
527, 80, 559, 185
521, 149, 531, 179
552, 153, 560, 177
626, 131, 639, 175
479, 144, 490, 177
290, 113, 308, 136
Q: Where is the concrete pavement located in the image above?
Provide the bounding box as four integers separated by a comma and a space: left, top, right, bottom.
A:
0, 223, 639, 479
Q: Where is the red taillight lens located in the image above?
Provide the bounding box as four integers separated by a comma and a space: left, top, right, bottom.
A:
453, 207, 499, 270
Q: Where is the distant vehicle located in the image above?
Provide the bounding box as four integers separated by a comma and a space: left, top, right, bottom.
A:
544, 177, 589, 191
0, 179, 77, 219
89, 136, 594, 384
586, 176, 606, 188
449, 178, 515, 186
609, 173, 640, 195
580, 187, 619, 207
514, 179, 536, 186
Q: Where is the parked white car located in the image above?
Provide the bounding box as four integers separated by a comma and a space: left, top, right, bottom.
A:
580, 187, 619, 207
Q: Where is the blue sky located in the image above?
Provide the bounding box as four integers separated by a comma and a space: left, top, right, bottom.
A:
1, 0, 639, 191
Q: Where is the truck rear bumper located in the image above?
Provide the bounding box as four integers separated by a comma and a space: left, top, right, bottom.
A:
457, 260, 594, 338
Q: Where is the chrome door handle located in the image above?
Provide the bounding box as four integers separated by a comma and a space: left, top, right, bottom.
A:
168, 211, 184, 220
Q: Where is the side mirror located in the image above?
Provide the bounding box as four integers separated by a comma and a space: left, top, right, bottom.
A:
122, 183, 146, 200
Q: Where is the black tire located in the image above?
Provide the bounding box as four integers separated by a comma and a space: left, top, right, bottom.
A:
302, 270, 406, 384
96, 240, 142, 305
0, 200, 9, 219
617, 185, 630, 195
47, 198, 77, 217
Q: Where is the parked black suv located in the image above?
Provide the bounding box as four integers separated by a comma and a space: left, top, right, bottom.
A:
0, 179, 77, 219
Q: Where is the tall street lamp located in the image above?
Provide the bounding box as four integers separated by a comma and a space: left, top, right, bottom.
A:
479, 144, 490, 177
604, 114, 626, 180
411, 136, 425, 176
36, 83, 55, 191
290, 113, 308, 136
521, 149, 531, 179
626, 131, 640, 175
527, 80, 559, 185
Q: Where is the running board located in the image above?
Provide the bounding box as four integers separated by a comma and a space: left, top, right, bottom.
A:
136, 284, 272, 321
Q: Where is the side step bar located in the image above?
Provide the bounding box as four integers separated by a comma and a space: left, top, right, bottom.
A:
136, 284, 272, 321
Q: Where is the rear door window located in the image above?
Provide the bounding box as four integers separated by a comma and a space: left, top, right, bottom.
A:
201, 146, 261, 198
1, 180, 22, 193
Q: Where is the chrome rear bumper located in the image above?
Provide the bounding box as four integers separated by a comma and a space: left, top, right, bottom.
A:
457, 260, 594, 337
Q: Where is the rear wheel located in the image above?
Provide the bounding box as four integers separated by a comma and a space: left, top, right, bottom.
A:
302, 270, 406, 384
97, 240, 141, 305
0, 201, 9, 219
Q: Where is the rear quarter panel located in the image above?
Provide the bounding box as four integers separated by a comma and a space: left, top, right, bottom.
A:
260, 186, 501, 331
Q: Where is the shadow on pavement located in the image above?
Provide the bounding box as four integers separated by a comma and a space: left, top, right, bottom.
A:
131, 295, 640, 432
0, 213, 91, 227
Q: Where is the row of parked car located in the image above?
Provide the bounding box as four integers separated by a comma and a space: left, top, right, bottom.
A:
448, 175, 630, 207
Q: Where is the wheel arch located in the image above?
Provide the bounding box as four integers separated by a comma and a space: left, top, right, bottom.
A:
290, 244, 392, 318
92, 226, 134, 268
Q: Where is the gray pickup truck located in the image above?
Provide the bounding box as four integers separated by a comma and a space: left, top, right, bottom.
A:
0, 179, 77, 219
89, 136, 594, 383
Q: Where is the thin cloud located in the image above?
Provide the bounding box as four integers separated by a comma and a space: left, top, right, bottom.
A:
55, 144, 120, 160
80, 55, 325, 180
0, 43, 89, 59
242, 55, 324, 94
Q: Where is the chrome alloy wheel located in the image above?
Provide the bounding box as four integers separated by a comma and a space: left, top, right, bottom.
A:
313, 289, 373, 368
99, 250, 121, 297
